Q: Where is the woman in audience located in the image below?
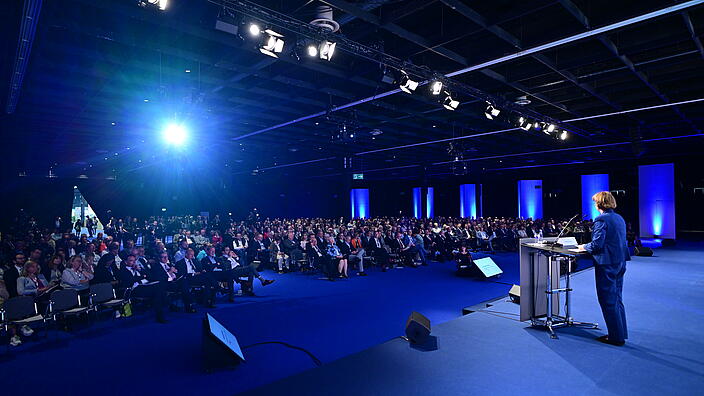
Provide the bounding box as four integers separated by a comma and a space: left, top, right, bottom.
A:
325, 235, 347, 278
60, 255, 93, 293
42, 254, 65, 284
17, 261, 51, 297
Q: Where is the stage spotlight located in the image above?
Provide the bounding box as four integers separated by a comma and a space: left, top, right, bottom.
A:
431, 81, 443, 95
485, 103, 501, 120
162, 123, 188, 146
560, 130, 568, 140
319, 41, 336, 61
139, 0, 168, 10
442, 93, 459, 111
399, 71, 418, 94
249, 23, 261, 36
307, 44, 318, 57
259, 30, 285, 58
518, 117, 533, 131
546, 123, 556, 133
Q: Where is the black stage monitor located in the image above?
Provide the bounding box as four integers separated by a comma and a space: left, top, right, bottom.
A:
203, 313, 244, 372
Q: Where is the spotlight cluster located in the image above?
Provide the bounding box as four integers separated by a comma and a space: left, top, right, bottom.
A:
388, 70, 460, 111
245, 22, 336, 61
482, 103, 568, 140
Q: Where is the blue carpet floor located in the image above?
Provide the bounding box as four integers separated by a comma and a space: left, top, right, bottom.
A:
245, 243, 704, 396
0, 252, 520, 395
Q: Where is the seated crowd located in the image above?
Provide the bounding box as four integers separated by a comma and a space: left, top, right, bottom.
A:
0, 212, 594, 347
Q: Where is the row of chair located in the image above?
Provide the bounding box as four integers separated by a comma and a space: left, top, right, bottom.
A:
1, 283, 130, 344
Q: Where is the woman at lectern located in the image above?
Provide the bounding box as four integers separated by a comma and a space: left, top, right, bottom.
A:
578, 191, 630, 346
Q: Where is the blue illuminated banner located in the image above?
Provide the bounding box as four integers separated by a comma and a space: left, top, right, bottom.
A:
426, 187, 434, 218
639, 163, 675, 239
518, 180, 543, 219
459, 184, 476, 218
581, 174, 609, 220
412, 187, 422, 218
350, 188, 370, 219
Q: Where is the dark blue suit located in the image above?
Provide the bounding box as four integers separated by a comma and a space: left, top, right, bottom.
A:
584, 209, 630, 342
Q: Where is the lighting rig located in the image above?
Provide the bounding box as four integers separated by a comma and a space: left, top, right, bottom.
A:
208, 0, 574, 139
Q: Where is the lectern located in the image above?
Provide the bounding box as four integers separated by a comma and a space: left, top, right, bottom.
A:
519, 238, 598, 339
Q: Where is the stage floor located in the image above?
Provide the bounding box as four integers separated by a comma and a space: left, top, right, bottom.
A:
245, 243, 704, 396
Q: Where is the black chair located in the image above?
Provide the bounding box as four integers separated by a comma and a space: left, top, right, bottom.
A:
48, 289, 90, 324
2, 296, 50, 340
89, 283, 128, 317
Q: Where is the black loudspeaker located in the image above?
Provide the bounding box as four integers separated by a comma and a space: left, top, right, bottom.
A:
405, 311, 431, 344
635, 246, 653, 257
509, 284, 520, 304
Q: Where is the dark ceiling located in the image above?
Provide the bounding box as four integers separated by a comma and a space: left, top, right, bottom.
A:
1, 0, 703, 182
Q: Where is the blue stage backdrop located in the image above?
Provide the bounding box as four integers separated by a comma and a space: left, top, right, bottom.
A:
350, 188, 370, 219
459, 184, 477, 218
426, 187, 435, 218
638, 163, 675, 239
412, 187, 422, 218
518, 180, 543, 219
581, 174, 610, 220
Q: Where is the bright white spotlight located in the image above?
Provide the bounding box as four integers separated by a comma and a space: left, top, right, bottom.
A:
431, 81, 443, 95
560, 130, 568, 140
162, 123, 188, 145
319, 41, 336, 61
546, 123, 556, 133
143, 0, 168, 10
249, 23, 261, 36
399, 71, 418, 94
518, 117, 533, 131
442, 94, 459, 111
307, 44, 318, 57
485, 103, 500, 120
259, 29, 285, 58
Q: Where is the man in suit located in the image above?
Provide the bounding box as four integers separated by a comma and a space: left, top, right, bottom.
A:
248, 233, 268, 270
119, 254, 167, 323
150, 251, 195, 312
5, 252, 26, 298
176, 248, 217, 308
283, 231, 303, 268
369, 230, 390, 271
579, 191, 631, 346
93, 254, 119, 286
306, 238, 334, 280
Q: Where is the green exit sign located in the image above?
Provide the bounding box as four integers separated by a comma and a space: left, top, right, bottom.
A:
352, 173, 364, 180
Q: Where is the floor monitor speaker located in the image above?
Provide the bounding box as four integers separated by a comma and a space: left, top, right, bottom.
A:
405, 311, 431, 344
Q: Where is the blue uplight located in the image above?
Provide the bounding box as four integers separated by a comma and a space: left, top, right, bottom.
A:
459, 184, 476, 218
412, 187, 422, 218
518, 180, 543, 219
638, 163, 675, 239
426, 187, 434, 218
350, 188, 370, 219
581, 174, 609, 220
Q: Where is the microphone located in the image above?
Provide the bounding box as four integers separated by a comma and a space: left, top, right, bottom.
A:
549, 213, 581, 247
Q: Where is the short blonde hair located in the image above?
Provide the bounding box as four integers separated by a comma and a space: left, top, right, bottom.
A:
592, 191, 617, 210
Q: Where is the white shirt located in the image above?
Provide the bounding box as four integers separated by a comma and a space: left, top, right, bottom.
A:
185, 258, 195, 274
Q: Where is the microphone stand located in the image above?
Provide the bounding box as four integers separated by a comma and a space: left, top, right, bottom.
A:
547, 213, 580, 247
